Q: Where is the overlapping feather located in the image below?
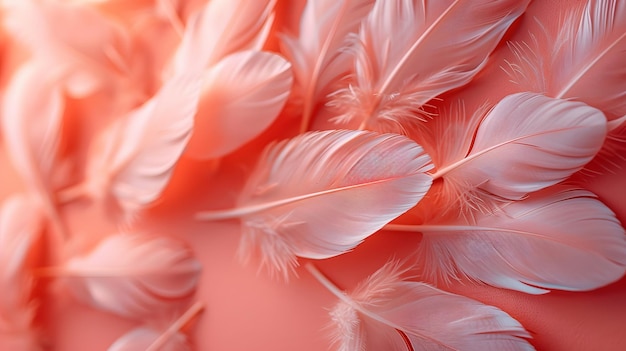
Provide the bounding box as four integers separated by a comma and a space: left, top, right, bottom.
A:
2, 0, 131, 97
308, 262, 534, 351
197, 130, 433, 276
52, 233, 201, 320
329, 0, 530, 132
0, 195, 44, 350
431, 92, 607, 208
74, 73, 201, 216
172, 0, 276, 74
184, 50, 293, 160
388, 186, 626, 294
281, 0, 375, 132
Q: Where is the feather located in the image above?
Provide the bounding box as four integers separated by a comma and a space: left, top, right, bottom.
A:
505, 0, 626, 118
0, 195, 44, 350
306, 262, 534, 351
1, 62, 71, 239
184, 51, 293, 160
431, 92, 607, 206
196, 130, 433, 277
280, 0, 375, 132
2, 0, 131, 97
79, 73, 201, 216
387, 186, 626, 294
329, 0, 530, 132
48, 233, 202, 320
172, 0, 276, 74
108, 302, 203, 351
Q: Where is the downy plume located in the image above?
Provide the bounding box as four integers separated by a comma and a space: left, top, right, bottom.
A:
172, 0, 276, 74
108, 301, 203, 351
184, 51, 293, 160
70, 73, 201, 217
430, 92, 607, 206
281, 0, 375, 132
387, 186, 626, 294
0, 195, 44, 350
197, 130, 433, 277
1, 0, 131, 97
330, 0, 531, 133
307, 262, 534, 351
48, 233, 202, 320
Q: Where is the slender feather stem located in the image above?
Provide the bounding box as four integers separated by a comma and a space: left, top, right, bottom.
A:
56, 183, 88, 205
159, 0, 185, 38
146, 301, 204, 351
608, 115, 626, 131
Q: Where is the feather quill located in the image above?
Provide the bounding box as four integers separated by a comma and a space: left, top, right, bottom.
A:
108, 302, 203, 351
2, 0, 131, 97
47, 233, 202, 320
330, 0, 530, 132
307, 262, 534, 351
387, 186, 626, 294
184, 51, 293, 159
0, 195, 44, 350
431, 92, 607, 205
76, 74, 201, 216
196, 130, 433, 277
281, 0, 375, 132
172, 0, 276, 74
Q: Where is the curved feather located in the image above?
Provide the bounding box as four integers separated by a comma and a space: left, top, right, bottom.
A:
281, 0, 375, 132
2, 0, 131, 97
0, 195, 44, 350
432, 92, 607, 203
83, 74, 201, 215
506, 0, 626, 117
108, 301, 203, 351
330, 0, 530, 132
389, 187, 626, 294
172, 0, 276, 73
307, 262, 534, 351
184, 51, 293, 159
197, 130, 433, 276
56, 233, 202, 320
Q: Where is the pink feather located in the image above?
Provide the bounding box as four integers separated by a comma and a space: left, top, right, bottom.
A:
79, 73, 201, 216
281, 0, 375, 132
0, 195, 44, 350
2, 0, 131, 97
329, 0, 530, 132
307, 262, 534, 351
431, 92, 607, 207
108, 302, 203, 351
184, 51, 293, 160
387, 186, 626, 294
196, 130, 433, 277
54, 233, 202, 320
172, 0, 276, 74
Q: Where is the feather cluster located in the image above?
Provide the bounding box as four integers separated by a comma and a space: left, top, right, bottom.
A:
0, 0, 624, 350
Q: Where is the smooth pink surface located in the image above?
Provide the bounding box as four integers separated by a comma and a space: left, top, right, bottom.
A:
1, 0, 625, 350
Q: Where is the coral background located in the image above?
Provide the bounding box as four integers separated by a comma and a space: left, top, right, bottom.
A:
1, 0, 625, 350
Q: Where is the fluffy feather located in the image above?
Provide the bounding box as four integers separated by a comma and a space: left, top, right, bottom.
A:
108, 302, 203, 351
184, 51, 293, 159
82, 74, 201, 216
505, 0, 626, 118
172, 0, 276, 74
197, 130, 433, 277
307, 262, 534, 351
330, 0, 530, 132
432, 92, 607, 206
0, 195, 44, 350
281, 0, 375, 132
387, 186, 626, 294
2, 0, 131, 97
56, 233, 202, 320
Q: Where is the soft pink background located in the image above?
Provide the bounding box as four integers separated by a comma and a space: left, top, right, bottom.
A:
1, 0, 625, 350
